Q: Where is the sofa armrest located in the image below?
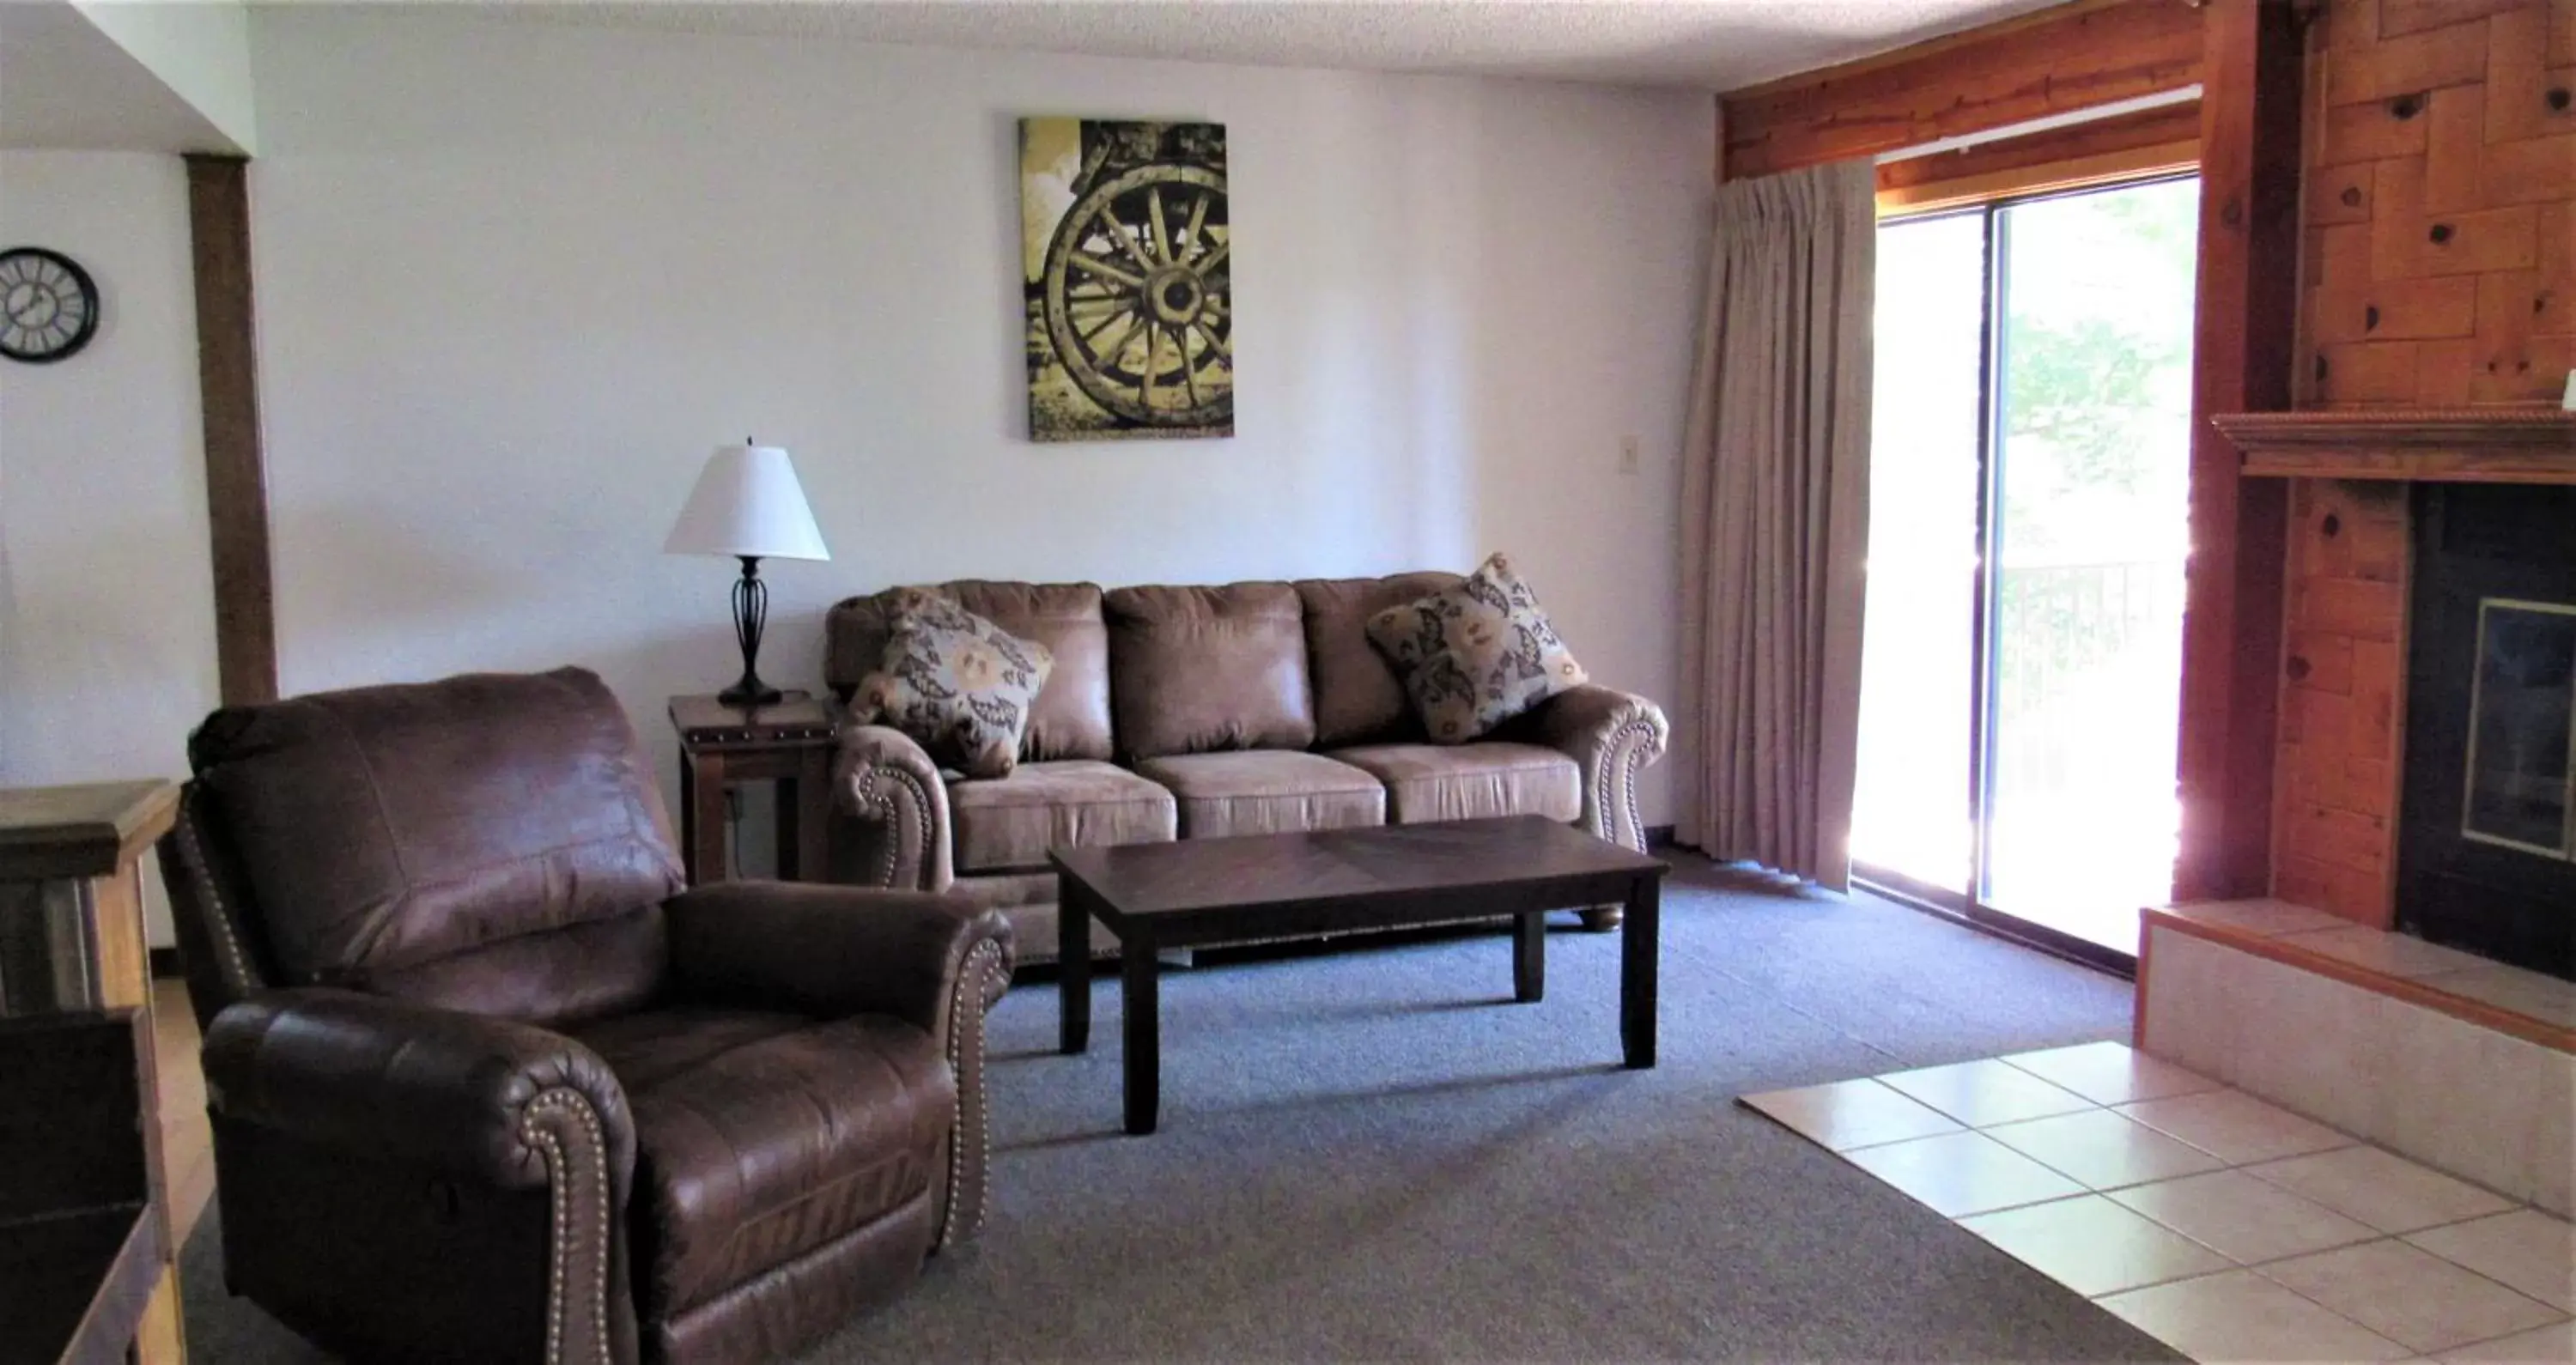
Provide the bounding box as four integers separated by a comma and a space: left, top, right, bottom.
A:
1528, 684, 1670, 853
833, 724, 954, 893
663, 882, 1013, 1249
203, 987, 635, 1193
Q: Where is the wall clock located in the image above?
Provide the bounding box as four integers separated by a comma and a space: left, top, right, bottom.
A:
0, 246, 100, 364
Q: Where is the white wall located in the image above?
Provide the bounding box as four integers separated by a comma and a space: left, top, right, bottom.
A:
245, 10, 1711, 825
0, 150, 220, 944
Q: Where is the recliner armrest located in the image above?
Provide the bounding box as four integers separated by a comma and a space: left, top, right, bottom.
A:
833, 724, 954, 892
664, 880, 1015, 1250
664, 882, 1012, 1038
1525, 684, 1670, 852
202, 987, 635, 1196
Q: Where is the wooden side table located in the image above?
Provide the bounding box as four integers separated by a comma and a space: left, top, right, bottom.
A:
0, 780, 186, 1364
669, 692, 839, 885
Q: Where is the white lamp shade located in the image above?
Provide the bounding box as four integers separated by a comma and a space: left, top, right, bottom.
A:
663, 444, 830, 561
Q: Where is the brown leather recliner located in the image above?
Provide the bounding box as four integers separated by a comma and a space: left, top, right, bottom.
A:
158, 668, 1013, 1365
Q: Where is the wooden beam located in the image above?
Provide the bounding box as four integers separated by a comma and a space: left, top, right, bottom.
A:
2172, 0, 2305, 903
1720, 0, 2206, 181
184, 155, 276, 707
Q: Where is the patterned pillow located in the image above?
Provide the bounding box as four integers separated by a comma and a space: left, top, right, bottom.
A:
854, 589, 1054, 779
1364, 554, 1589, 743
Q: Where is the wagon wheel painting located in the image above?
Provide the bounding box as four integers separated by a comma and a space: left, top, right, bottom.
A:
1041, 162, 1232, 431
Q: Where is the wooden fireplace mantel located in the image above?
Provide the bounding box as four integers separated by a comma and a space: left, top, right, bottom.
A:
2212, 409, 2576, 484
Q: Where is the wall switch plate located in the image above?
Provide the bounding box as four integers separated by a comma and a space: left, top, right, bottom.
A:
1618, 434, 1642, 475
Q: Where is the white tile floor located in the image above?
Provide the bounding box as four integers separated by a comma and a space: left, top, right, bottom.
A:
1744, 1042, 2576, 1363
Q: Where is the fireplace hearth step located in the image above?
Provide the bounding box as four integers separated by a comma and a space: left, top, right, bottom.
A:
2139, 901, 2573, 1219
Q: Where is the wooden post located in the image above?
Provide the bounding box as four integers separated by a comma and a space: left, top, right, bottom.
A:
185, 154, 277, 708
2173, 0, 2304, 902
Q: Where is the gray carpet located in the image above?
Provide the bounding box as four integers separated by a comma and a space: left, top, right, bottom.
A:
184, 855, 2181, 1362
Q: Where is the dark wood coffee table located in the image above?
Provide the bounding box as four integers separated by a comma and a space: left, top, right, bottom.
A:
1052, 815, 1669, 1133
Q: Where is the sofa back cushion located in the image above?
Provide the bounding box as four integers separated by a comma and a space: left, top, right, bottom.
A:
1103, 582, 1315, 759
827, 581, 1113, 761
1296, 573, 1463, 747
187, 667, 686, 991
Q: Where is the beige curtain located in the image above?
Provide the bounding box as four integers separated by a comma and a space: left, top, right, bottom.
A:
1676, 160, 1874, 891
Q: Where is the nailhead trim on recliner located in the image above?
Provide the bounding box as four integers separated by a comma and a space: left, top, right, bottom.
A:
174, 799, 257, 993
521, 1088, 614, 1365
939, 937, 1007, 1248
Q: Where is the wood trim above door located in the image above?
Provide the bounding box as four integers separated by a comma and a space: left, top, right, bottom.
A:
184, 155, 276, 707
1719, 0, 2206, 182
1876, 100, 2202, 215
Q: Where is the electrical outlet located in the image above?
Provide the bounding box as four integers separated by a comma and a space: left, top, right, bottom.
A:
1618, 434, 1642, 476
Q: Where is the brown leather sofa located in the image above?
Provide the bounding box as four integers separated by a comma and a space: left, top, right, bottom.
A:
826, 575, 1668, 962
158, 668, 1012, 1365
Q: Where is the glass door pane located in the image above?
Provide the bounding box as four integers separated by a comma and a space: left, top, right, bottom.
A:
1982, 179, 2199, 950
1852, 212, 1986, 893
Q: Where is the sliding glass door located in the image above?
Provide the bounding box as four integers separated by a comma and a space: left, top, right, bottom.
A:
1853, 175, 2199, 962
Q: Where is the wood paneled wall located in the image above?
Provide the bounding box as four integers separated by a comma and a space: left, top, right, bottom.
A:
2300, 0, 2576, 406
1719, 0, 2204, 180
2274, 479, 2410, 923
2275, 0, 2572, 928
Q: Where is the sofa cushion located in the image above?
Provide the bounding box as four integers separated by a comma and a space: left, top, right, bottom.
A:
1103, 582, 1315, 759
186, 667, 685, 986
947, 760, 1177, 872
828, 582, 1113, 761
1133, 750, 1387, 839
1295, 573, 1462, 748
855, 590, 1054, 780
1327, 742, 1583, 824
568, 1008, 951, 1319
1365, 554, 1590, 743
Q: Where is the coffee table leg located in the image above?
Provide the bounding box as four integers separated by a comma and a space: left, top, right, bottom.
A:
1513, 911, 1544, 1003
1059, 878, 1090, 1055
1122, 936, 1160, 1135
1621, 875, 1660, 1069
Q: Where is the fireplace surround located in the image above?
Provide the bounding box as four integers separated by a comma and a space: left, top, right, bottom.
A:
2213, 409, 2576, 982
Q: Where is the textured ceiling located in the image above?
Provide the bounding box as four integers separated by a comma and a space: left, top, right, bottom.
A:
412, 0, 2065, 92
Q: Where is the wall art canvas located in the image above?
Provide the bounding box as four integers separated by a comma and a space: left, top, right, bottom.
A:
1020, 117, 1231, 441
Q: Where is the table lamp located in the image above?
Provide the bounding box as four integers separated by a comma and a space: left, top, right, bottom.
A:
664, 440, 829, 706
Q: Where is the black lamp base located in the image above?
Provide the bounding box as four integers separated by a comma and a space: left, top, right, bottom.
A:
718, 555, 781, 710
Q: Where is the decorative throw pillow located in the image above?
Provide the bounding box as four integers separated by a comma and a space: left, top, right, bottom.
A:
853, 589, 1054, 779
1364, 553, 1589, 743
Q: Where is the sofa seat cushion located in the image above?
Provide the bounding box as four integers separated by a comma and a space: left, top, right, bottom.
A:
569, 1007, 953, 1318
947, 760, 1177, 872
1132, 750, 1388, 839
1327, 743, 1582, 825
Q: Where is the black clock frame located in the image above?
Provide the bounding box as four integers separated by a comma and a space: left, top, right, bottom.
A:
0, 246, 100, 364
